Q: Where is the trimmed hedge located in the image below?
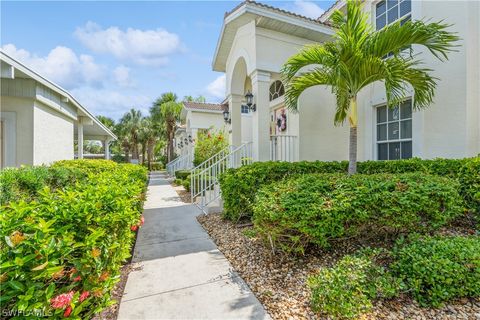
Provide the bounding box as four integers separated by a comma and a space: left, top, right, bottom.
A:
175, 170, 191, 180
253, 173, 463, 254
220, 161, 347, 221
0, 166, 83, 205
458, 157, 480, 211
392, 235, 480, 307
220, 157, 477, 221
0, 160, 147, 318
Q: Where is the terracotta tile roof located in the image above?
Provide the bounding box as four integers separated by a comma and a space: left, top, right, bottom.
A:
225, 0, 331, 27
183, 101, 227, 112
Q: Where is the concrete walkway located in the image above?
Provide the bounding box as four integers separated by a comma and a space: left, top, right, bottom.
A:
117, 172, 269, 320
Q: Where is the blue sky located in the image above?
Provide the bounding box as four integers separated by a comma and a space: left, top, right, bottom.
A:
1, 0, 335, 121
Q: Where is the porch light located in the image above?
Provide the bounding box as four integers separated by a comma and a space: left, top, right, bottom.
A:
188, 134, 193, 143
245, 91, 256, 112
223, 109, 231, 124
184, 137, 188, 145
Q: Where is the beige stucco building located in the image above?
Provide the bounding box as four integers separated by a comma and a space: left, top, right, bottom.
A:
0, 51, 116, 168
175, 101, 252, 156
213, 0, 479, 162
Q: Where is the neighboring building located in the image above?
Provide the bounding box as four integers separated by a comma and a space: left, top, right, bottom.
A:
0, 51, 116, 168
213, 0, 479, 162
175, 101, 252, 156
174, 124, 189, 157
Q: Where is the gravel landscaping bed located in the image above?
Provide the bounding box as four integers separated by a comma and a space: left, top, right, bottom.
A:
198, 213, 480, 320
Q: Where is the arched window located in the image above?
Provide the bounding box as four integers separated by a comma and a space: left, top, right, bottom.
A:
269, 80, 285, 101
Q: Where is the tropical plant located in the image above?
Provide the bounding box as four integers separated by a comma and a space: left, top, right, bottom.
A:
150, 93, 182, 163
193, 129, 228, 166
138, 117, 163, 168
116, 109, 143, 162
281, 0, 459, 174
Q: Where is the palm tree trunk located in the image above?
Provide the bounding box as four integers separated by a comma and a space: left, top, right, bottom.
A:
141, 143, 146, 165
124, 146, 130, 163
348, 97, 358, 175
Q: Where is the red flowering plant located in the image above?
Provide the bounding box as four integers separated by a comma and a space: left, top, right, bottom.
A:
193, 129, 229, 166
0, 160, 147, 318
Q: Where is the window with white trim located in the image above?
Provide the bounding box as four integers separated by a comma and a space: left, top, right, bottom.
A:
376, 100, 412, 160
375, 0, 411, 30
269, 80, 285, 101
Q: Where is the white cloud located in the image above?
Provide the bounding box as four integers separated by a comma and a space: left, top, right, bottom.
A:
75, 21, 183, 66
206, 74, 226, 100
71, 87, 151, 120
287, 0, 325, 19
1, 44, 106, 89
113, 65, 132, 87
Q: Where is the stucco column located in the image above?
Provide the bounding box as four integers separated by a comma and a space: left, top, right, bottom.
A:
251, 70, 271, 161
228, 94, 243, 147
104, 138, 111, 160
77, 121, 84, 159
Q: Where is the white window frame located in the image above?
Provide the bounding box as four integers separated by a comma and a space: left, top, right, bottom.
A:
374, 0, 412, 30
374, 100, 413, 160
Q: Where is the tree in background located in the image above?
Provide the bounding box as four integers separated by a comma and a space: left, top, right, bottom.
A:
281, 0, 458, 174
150, 93, 182, 163
138, 117, 164, 168
184, 95, 206, 103
119, 109, 143, 161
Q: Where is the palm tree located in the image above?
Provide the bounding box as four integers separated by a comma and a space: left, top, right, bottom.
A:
138, 117, 164, 169
281, 0, 458, 174
150, 93, 182, 163
120, 109, 143, 161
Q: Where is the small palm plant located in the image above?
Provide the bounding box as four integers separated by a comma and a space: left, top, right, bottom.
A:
281, 0, 459, 174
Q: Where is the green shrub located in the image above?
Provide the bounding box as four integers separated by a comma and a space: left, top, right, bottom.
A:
0, 166, 83, 205
193, 129, 228, 166
253, 173, 463, 254
220, 157, 476, 221
182, 178, 191, 192
458, 157, 480, 211
175, 170, 191, 180
149, 162, 163, 171
0, 160, 147, 318
392, 235, 480, 307
309, 250, 399, 319
219, 161, 348, 221
357, 158, 468, 176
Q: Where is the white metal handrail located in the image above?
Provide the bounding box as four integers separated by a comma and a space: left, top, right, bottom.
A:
270, 135, 298, 162
191, 143, 253, 213
166, 152, 194, 176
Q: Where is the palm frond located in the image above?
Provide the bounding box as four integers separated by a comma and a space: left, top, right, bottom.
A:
364, 20, 459, 61
283, 67, 335, 111
281, 44, 337, 83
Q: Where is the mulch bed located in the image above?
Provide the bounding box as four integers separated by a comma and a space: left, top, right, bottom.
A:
198, 213, 480, 320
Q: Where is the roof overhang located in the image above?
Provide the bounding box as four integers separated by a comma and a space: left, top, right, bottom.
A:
213, 1, 334, 72
318, 0, 346, 23
0, 51, 117, 141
